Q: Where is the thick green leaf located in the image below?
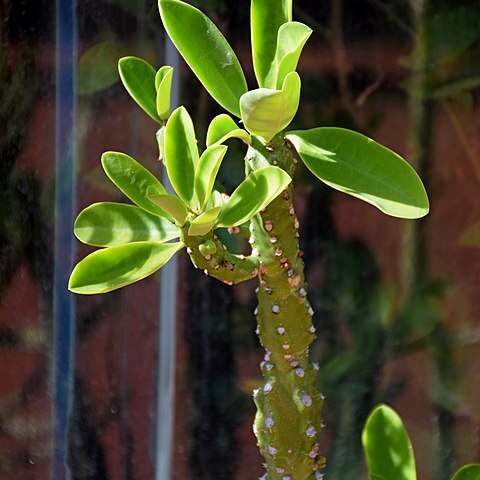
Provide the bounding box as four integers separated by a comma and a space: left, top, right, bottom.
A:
118, 56, 160, 122
78, 39, 120, 95
286, 128, 429, 219
101, 151, 172, 219
188, 206, 222, 236
217, 166, 291, 227
362, 405, 417, 480
164, 106, 199, 209
452, 465, 480, 480
74, 202, 179, 246
69, 242, 183, 294
155, 65, 173, 121
194, 145, 228, 209
159, 0, 247, 117
240, 72, 301, 142
251, 0, 292, 87
206, 114, 251, 147
273, 22, 312, 89
148, 194, 189, 226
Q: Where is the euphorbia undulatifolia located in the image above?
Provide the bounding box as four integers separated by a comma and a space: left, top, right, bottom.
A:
69, 1, 430, 478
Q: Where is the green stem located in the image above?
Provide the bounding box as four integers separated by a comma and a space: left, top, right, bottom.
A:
248, 136, 325, 480
181, 229, 259, 285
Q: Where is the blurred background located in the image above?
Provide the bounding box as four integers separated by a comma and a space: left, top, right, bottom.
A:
1, 0, 480, 479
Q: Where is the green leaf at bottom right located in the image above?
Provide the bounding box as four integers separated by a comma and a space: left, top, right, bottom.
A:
286, 128, 429, 219
452, 465, 480, 480
362, 404, 417, 480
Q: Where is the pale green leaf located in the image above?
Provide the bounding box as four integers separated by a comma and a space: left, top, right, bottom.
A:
155, 65, 172, 89
451, 465, 480, 480
69, 242, 183, 294
194, 145, 228, 209
74, 202, 179, 246
286, 128, 429, 219
78, 39, 120, 95
118, 56, 160, 122
188, 206, 222, 236
273, 22, 312, 89
217, 166, 291, 227
206, 190, 224, 210
148, 194, 189, 226
206, 114, 251, 147
240, 71, 301, 142
164, 106, 199, 209
362, 405, 417, 480
155, 65, 173, 121
159, 0, 247, 117
101, 151, 172, 219
251, 0, 292, 87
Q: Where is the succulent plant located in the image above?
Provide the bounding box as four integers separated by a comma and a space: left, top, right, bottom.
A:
69, 1, 432, 478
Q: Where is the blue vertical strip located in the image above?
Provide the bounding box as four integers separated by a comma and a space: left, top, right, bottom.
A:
155, 37, 180, 480
52, 0, 77, 478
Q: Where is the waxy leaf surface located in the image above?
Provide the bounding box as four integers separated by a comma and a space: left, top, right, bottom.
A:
188, 207, 222, 236
155, 65, 173, 121
74, 202, 179, 246
101, 151, 171, 219
69, 242, 183, 294
217, 166, 291, 227
148, 194, 189, 226
452, 465, 480, 480
240, 72, 301, 142
118, 57, 160, 122
273, 22, 312, 88
194, 145, 228, 209
286, 128, 429, 219
164, 106, 199, 209
362, 405, 416, 480
159, 0, 247, 117
251, 0, 292, 87
206, 114, 251, 147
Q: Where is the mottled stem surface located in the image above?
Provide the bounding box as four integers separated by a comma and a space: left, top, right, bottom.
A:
248, 136, 325, 480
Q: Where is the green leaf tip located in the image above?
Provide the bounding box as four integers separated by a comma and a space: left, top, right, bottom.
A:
206, 114, 251, 147
118, 56, 161, 123
251, 0, 292, 87
68, 241, 184, 294
273, 22, 312, 89
452, 465, 480, 480
362, 404, 417, 480
101, 151, 172, 219
286, 128, 430, 219
194, 144, 228, 210
155, 65, 174, 121
148, 194, 189, 226
159, 0, 247, 117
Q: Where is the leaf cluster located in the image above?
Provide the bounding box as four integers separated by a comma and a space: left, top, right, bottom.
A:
70, 0, 429, 298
